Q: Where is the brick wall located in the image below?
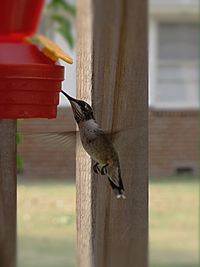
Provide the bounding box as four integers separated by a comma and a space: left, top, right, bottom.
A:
149, 109, 199, 177
18, 107, 199, 179
18, 107, 76, 179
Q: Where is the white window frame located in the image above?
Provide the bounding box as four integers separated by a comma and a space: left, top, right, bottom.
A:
149, 11, 199, 110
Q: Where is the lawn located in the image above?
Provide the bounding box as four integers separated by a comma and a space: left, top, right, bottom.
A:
17, 177, 199, 267
17, 179, 76, 267
150, 176, 199, 267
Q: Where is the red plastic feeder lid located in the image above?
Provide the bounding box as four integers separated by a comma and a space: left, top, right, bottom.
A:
0, 43, 64, 119
0, 43, 64, 78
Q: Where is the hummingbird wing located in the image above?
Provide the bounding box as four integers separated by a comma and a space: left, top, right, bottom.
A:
104, 130, 121, 143
103, 128, 130, 150
21, 131, 77, 148
20, 127, 129, 149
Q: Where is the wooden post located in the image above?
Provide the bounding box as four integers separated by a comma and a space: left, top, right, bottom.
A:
0, 120, 17, 267
76, 1, 148, 267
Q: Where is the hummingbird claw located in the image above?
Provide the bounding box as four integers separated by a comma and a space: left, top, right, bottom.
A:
93, 163, 108, 175
100, 164, 108, 175
93, 162, 101, 174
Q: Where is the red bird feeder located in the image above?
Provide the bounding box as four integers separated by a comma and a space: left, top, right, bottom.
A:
0, 0, 65, 118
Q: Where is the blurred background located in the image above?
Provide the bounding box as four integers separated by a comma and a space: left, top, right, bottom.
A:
17, 0, 199, 267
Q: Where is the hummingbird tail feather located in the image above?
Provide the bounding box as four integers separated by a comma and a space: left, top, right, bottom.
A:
116, 192, 126, 199
107, 177, 126, 200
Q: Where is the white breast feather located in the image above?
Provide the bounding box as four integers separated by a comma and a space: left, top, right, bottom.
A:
79, 119, 99, 139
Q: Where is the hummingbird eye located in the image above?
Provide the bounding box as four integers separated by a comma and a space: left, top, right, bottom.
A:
84, 103, 89, 110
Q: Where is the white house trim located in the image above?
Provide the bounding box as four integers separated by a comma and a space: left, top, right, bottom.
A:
149, 18, 158, 107
149, 9, 199, 110
149, 1, 199, 20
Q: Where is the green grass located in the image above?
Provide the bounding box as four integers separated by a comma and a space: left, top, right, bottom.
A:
150, 176, 199, 267
17, 179, 76, 267
17, 177, 199, 267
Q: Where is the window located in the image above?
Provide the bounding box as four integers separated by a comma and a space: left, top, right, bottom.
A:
154, 22, 199, 108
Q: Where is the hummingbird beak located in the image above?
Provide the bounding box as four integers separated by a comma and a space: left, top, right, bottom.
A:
61, 90, 78, 103
61, 90, 83, 122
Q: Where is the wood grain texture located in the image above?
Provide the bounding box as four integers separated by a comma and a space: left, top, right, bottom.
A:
76, 1, 93, 267
0, 120, 17, 267
76, 1, 148, 267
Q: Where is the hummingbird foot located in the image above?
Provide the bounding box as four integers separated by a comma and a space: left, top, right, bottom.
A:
93, 163, 108, 175
100, 164, 108, 175
93, 162, 101, 174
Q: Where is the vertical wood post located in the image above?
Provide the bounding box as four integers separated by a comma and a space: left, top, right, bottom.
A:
76, 1, 148, 267
0, 120, 17, 267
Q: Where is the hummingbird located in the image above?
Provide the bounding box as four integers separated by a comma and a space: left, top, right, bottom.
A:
61, 90, 126, 199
